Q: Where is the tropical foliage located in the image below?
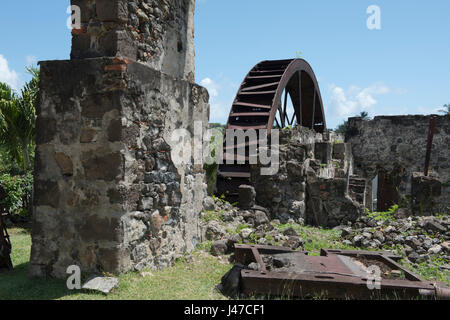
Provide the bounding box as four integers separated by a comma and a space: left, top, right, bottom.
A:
0, 66, 39, 216
0, 67, 39, 170
0, 172, 33, 215
438, 103, 449, 115
334, 111, 370, 134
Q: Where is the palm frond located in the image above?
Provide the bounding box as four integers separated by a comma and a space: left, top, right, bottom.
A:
0, 67, 39, 169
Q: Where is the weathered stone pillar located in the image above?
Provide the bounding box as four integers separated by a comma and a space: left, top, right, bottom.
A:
29, 0, 209, 278
71, 0, 196, 82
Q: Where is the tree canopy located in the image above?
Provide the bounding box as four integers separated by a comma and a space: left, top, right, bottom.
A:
0, 67, 39, 170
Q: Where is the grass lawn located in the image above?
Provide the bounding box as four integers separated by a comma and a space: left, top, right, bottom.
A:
1, 225, 448, 300
0, 227, 232, 300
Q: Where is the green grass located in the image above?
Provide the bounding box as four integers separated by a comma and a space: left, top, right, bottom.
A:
202, 210, 225, 223
2, 224, 448, 300
401, 256, 450, 285
0, 227, 232, 300
275, 223, 360, 254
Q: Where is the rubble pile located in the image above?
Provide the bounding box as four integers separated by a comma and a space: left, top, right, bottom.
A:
201, 196, 450, 276
201, 196, 305, 257
341, 214, 450, 265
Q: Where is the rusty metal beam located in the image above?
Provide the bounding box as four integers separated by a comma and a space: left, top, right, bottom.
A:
424, 116, 436, 176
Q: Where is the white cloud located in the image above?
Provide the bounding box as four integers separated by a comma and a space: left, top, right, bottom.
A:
417, 105, 442, 115
200, 77, 234, 124
200, 77, 219, 97
208, 100, 234, 124
0, 54, 20, 90
328, 82, 390, 119
26, 55, 38, 66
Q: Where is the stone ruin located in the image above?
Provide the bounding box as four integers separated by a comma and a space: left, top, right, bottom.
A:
250, 127, 363, 228
248, 114, 449, 228
347, 115, 449, 216
28, 0, 449, 279
30, 0, 208, 278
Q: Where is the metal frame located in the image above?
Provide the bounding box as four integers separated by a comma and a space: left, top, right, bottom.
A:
224, 59, 326, 135
234, 244, 450, 299
217, 59, 327, 198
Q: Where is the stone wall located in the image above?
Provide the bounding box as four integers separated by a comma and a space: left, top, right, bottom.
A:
346, 115, 449, 214
71, 0, 195, 82
250, 127, 363, 228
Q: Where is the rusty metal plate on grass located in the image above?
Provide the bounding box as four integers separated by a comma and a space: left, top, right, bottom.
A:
234, 244, 450, 299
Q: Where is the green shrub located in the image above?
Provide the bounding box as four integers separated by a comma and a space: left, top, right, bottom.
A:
235, 224, 250, 234
202, 210, 224, 223
203, 130, 223, 195
204, 163, 218, 195
0, 171, 33, 215
367, 204, 399, 222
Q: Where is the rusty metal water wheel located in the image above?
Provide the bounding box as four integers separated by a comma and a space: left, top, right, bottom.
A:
216, 59, 327, 200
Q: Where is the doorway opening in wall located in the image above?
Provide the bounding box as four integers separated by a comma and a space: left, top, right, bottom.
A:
376, 170, 401, 212
371, 174, 378, 211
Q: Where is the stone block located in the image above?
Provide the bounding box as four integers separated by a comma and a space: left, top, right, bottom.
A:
82, 276, 119, 295
71, 0, 95, 23
54, 152, 73, 176
97, 247, 130, 273
34, 180, 60, 208
411, 172, 441, 215
97, 30, 137, 61
238, 185, 256, 209
96, 0, 128, 22
81, 151, 123, 181
314, 142, 331, 164
79, 216, 122, 242
332, 142, 350, 160
80, 128, 97, 143
81, 92, 121, 119
35, 117, 57, 144
71, 33, 92, 59
107, 119, 122, 142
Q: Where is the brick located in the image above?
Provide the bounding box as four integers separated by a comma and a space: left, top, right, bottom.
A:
71, 27, 86, 35
105, 64, 127, 72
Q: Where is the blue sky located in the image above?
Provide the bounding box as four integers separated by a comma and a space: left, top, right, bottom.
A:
0, 1, 449, 129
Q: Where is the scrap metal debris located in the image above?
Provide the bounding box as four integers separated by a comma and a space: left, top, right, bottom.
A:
0, 182, 13, 273
217, 244, 450, 299
0, 213, 13, 273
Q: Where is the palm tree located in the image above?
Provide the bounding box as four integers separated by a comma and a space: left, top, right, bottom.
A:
0, 67, 39, 170
359, 111, 371, 120
438, 104, 449, 115
335, 120, 348, 134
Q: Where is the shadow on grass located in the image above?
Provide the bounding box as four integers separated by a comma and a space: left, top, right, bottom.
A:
0, 261, 93, 300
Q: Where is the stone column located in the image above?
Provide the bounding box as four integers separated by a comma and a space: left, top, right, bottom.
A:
71, 0, 196, 82
29, 0, 209, 278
